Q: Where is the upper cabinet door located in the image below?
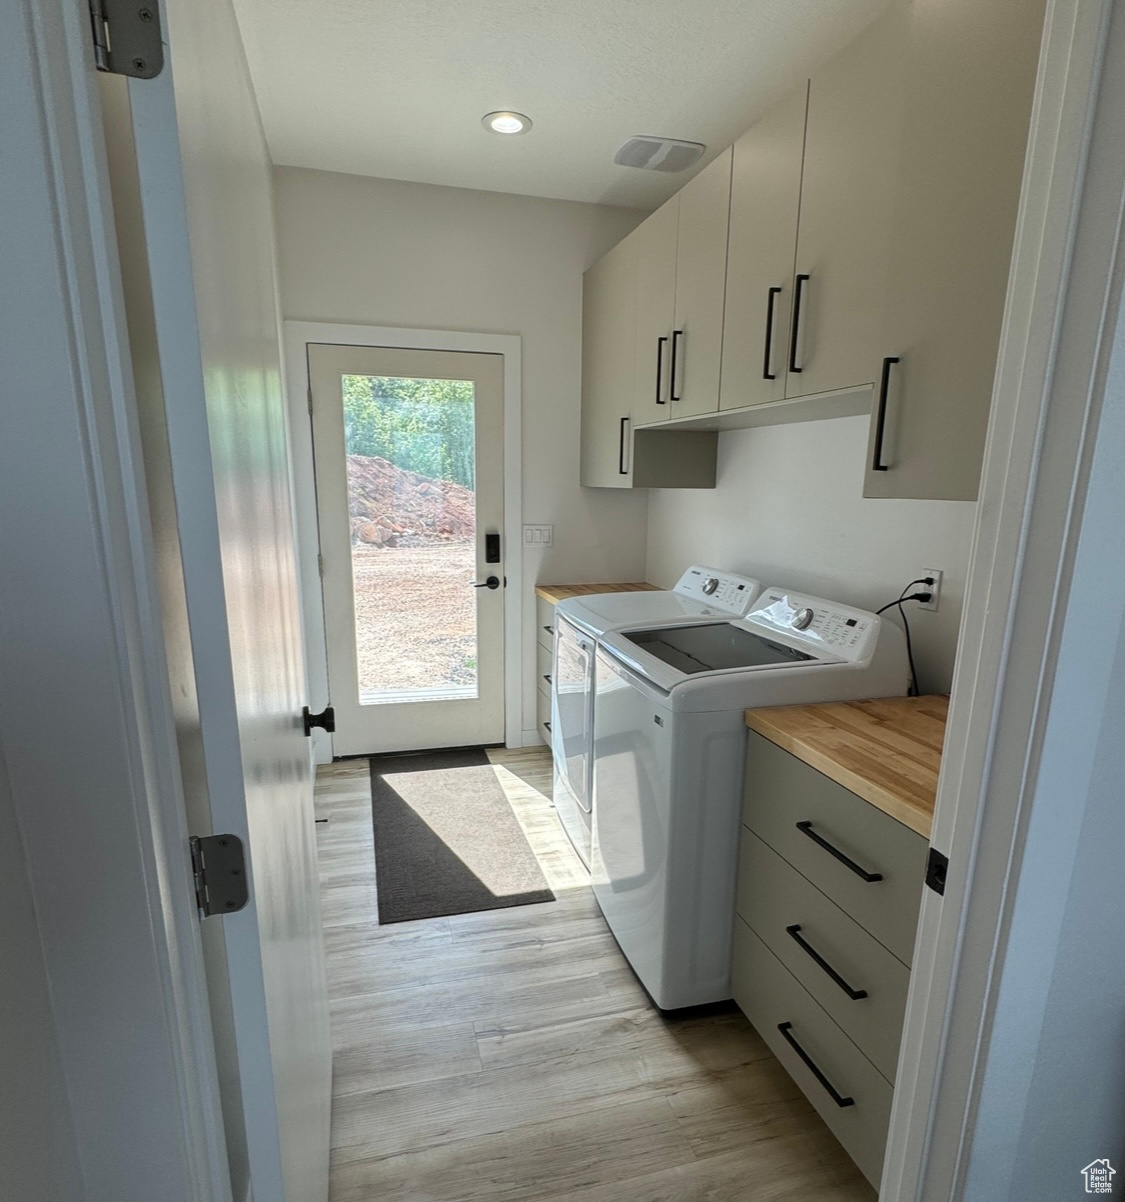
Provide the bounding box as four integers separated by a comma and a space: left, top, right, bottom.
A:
786, 4, 910, 400
580, 231, 639, 488
670, 148, 733, 418
720, 83, 808, 411
633, 197, 679, 425
863, 0, 1045, 500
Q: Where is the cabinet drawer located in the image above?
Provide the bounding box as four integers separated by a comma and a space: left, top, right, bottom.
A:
537, 685, 551, 723
536, 597, 556, 649
536, 642, 553, 696
737, 828, 909, 1081
537, 714, 552, 745
743, 731, 927, 964
733, 918, 892, 1187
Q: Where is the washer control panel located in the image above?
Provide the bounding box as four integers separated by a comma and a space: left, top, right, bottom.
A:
746, 589, 879, 662
674, 566, 762, 616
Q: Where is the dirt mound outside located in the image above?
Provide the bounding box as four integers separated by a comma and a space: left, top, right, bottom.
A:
347, 454, 475, 548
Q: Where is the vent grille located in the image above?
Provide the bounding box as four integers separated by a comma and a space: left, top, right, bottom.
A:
614, 136, 706, 173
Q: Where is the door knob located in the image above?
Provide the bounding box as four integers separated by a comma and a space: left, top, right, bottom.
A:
471, 576, 501, 590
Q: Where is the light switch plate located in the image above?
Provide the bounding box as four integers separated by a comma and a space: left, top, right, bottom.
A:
523, 524, 553, 547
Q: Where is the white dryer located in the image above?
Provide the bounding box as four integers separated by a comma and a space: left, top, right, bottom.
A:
590, 587, 908, 1011
551, 567, 761, 868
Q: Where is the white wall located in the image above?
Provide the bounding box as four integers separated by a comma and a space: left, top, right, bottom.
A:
0, 750, 82, 1201
645, 415, 977, 692
273, 167, 648, 739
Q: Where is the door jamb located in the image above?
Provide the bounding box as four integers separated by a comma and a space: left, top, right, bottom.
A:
284, 321, 524, 757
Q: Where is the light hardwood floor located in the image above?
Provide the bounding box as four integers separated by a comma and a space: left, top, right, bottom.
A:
315, 747, 876, 1201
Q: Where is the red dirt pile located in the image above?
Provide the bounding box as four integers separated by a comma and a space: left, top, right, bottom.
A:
347, 454, 475, 547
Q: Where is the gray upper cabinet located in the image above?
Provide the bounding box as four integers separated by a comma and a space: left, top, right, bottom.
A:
579, 0, 1044, 496
580, 232, 638, 488
786, 2, 910, 400
632, 197, 679, 427
720, 83, 807, 411
581, 219, 718, 490
670, 147, 733, 418
863, 0, 1045, 501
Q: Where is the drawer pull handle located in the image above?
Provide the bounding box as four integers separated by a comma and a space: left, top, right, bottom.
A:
786, 925, 868, 1000
777, 1022, 855, 1108
796, 821, 884, 883
543, 625, 555, 635
543, 674, 552, 685
544, 721, 551, 732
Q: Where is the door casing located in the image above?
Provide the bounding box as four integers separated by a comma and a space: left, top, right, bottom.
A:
285, 322, 525, 758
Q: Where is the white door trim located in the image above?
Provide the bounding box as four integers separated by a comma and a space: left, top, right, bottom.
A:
882, 0, 1116, 1196
284, 321, 524, 756
1, 0, 229, 1196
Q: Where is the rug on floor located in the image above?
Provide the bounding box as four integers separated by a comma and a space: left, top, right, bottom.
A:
369, 746, 555, 923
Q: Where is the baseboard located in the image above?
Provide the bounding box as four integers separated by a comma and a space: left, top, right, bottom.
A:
517, 727, 547, 748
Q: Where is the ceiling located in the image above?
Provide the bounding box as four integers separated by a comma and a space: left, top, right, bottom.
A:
233, 0, 889, 211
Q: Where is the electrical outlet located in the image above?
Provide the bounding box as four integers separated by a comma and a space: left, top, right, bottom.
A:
919, 569, 942, 611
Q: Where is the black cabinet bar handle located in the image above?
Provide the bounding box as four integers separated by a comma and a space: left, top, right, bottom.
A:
543, 624, 554, 636
786, 925, 868, 1000
777, 1022, 855, 1108
796, 820, 883, 882
871, 355, 899, 472
788, 273, 809, 373
655, 336, 668, 404
763, 286, 782, 380
618, 416, 629, 475
544, 721, 551, 731
669, 329, 684, 401
543, 674, 552, 685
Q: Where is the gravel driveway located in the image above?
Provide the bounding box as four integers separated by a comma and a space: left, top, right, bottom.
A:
352, 542, 478, 697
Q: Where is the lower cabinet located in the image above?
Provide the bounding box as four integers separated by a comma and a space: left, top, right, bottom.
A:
733, 730, 928, 1187
536, 596, 554, 744
733, 920, 894, 1186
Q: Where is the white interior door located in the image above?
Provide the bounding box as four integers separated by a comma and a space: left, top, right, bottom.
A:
101, 3, 332, 1198
308, 343, 506, 755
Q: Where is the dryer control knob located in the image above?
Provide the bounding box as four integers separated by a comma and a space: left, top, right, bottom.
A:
792, 607, 815, 630
702, 576, 719, 595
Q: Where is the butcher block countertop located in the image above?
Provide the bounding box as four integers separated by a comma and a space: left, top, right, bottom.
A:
745, 695, 948, 838
534, 581, 661, 604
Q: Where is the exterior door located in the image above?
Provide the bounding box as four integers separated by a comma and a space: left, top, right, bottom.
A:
308, 344, 506, 755
101, 4, 332, 1197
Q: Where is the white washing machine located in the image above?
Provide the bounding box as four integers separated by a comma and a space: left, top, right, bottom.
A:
590, 587, 908, 1011
551, 567, 762, 868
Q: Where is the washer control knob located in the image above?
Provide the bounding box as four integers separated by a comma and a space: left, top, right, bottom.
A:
792, 607, 815, 631
702, 576, 719, 595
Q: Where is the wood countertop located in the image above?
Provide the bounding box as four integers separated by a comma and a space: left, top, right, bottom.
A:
745, 695, 948, 838
534, 582, 661, 604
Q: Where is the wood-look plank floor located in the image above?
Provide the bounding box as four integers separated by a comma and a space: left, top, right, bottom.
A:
315, 748, 876, 1201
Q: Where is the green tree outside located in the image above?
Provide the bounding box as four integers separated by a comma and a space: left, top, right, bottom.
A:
342, 374, 475, 489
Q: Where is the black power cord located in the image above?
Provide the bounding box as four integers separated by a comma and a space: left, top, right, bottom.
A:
876, 577, 934, 697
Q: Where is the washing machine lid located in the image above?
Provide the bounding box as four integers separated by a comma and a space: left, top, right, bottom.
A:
554, 566, 760, 637
599, 588, 881, 692
624, 623, 815, 675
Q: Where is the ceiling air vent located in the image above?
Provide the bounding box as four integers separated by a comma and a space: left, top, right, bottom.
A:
613, 136, 706, 173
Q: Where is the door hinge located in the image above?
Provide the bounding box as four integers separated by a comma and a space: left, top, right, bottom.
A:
925, 847, 949, 896
307, 386, 313, 415
88, 0, 165, 78
317, 552, 324, 577
189, 834, 249, 918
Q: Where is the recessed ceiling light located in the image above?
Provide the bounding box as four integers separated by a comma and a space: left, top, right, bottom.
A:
482, 111, 532, 135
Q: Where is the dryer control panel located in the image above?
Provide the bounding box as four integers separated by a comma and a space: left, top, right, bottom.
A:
745, 589, 880, 663
674, 566, 762, 616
